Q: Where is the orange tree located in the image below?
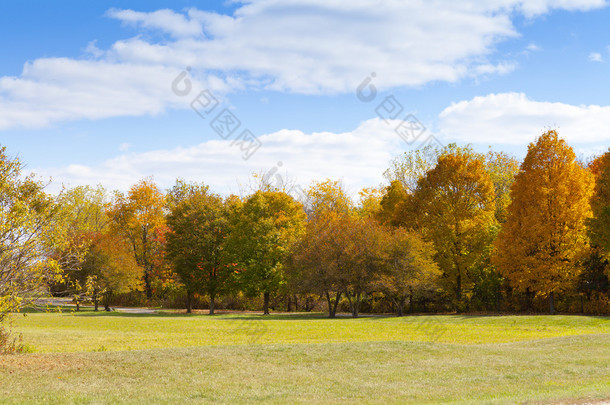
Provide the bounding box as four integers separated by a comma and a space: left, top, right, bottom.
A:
409, 148, 496, 311
107, 178, 166, 299
494, 131, 594, 314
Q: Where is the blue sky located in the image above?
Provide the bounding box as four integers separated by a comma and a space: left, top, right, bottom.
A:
1, 0, 610, 195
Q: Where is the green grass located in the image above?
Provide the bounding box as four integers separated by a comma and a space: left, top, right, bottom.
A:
1, 311, 609, 404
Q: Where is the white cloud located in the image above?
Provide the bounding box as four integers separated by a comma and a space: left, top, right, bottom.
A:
38, 118, 424, 195
589, 52, 604, 62
106, 8, 203, 38
438, 92, 610, 145
0, 0, 607, 130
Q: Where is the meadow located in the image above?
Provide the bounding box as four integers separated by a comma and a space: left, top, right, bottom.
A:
1, 310, 609, 404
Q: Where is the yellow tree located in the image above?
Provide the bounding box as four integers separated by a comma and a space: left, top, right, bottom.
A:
485, 150, 520, 224
588, 150, 610, 255
305, 179, 353, 218
107, 178, 166, 299
494, 130, 594, 314
411, 149, 496, 310
374, 227, 440, 316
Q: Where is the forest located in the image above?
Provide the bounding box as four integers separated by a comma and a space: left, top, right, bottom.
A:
1, 129, 609, 328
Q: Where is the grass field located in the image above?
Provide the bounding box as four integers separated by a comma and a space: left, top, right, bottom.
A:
1, 310, 609, 404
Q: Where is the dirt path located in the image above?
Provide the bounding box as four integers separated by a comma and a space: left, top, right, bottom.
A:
34, 298, 157, 315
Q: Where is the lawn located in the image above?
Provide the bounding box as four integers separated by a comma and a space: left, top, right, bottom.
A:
1, 311, 609, 404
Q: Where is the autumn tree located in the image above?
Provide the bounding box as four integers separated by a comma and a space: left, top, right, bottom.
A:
53, 185, 109, 306
494, 131, 594, 314
305, 179, 352, 218
578, 151, 610, 302
374, 227, 440, 316
81, 232, 143, 311
286, 211, 344, 318
107, 178, 166, 299
0, 147, 69, 323
166, 181, 232, 314
588, 150, 610, 255
410, 148, 496, 310
485, 150, 520, 224
383, 143, 440, 194
377, 180, 408, 226
357, 187, 383, 218
226, 190, 305, 315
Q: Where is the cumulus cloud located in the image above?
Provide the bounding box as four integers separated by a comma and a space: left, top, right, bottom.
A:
0, 0, 607, 130
589, 52, 604, 62
438, 92, 610, 145
38, 118, 426, 195
106, 8, 203, 38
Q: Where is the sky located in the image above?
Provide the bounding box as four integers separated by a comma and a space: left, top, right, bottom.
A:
1, 0, 610, 196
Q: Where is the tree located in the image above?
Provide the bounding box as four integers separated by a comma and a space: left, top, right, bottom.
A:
357, 187, 383, 218
377, 180, 408, 226
54, 185, 109, 307
81, 232, 143, 311
166, 181, 232, 314
305, 179, 352, 218
107, 178, 166, 299
485, 150, 520, 224
226, 190, 305, 315
383, 144, 440, 194
286, 212, 344, 318
0, 147, 69, 322
410, 148, 496, 311
588, 150, 610, 255
375, 228, 440, 316
494, 130, 594, 314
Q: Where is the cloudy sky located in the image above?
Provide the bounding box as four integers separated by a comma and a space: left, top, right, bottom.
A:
1, 0, 610, 194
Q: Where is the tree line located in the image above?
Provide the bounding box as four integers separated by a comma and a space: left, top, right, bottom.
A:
0, 130, 609, 322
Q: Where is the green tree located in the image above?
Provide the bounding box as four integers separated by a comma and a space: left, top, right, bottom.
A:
226, 190, 305, 315
166, 182, 232, 314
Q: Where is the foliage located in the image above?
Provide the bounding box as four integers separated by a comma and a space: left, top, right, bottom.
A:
107, 178, 166, 299
166, 181, 233, 314
494, 130, 595, 314
80, 232, 144, 310
225, 190, 306, 314
374, 227, 440, 316
410, 148, 496, 310
305, 179, 353, 218
0, 147, 68, 323
588, 150, 610, 256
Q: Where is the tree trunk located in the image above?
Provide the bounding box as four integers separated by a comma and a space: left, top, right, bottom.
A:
209, 294, 215, 315
408, 288, 414, 313
346, 292, 361, 318
186, 291, 193, 314
263, 292, 270, 315
144, 269, 152, 299
455, 273, 462, 312
287, 295, 292, 312
293, 295, 299, 312
396, 296, 406, 317
94, 295, 99, 312
326, 291, 341, 318
549, 291, 556, 315
104, 292, 112, 312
